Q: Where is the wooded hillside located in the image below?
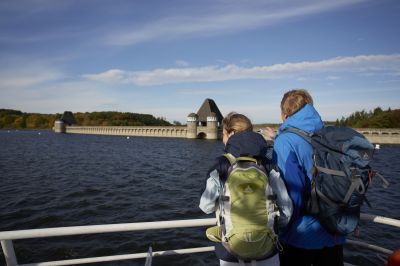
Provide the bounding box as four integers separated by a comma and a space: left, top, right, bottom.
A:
335, 107, 400, 128
0, 109, 171, 129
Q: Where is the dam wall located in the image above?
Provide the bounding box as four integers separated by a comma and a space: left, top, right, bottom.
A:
56, 111, 222, 140
63, 125, 223, 140
355, 128, 400, 144
253, 126, 400, 144
59, 125, 400, 144
66, 126, 188, 138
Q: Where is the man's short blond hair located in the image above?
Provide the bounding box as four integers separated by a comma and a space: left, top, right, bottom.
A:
280, 89, 314, 117
222, 112, 253, 134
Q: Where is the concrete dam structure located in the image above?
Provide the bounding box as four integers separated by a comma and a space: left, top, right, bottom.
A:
355, 128, 400, 144
54, 123, 400, 144
53, 99, 400, 144
54, 124, 220, 139
54, 98, 224, 140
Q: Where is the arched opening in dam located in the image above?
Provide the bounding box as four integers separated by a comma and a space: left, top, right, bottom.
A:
197, 132, 207, 139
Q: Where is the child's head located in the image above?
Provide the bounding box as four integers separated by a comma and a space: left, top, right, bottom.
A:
222, 112, 253, 144
280, 89, 313, 121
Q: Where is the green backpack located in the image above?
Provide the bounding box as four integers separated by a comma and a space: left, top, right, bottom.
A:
206, 153, 279, 260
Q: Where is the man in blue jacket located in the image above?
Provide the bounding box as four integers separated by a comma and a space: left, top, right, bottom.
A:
271, 89, 345, 266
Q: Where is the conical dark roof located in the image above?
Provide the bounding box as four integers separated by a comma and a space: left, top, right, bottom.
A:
196, 98, 223, 123
61, 111, 77, 126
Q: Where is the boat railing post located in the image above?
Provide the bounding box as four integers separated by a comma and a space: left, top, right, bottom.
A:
1, 240, 18, 266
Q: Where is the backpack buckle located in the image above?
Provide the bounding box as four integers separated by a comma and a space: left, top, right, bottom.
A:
220, 195, 230, 201
350, 167, 358, 178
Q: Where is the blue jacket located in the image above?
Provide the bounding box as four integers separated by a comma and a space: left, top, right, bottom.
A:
273, 104, 345, 249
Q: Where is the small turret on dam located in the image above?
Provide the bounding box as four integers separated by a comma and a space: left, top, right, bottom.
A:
187, 98, 223, 139
186, 113, 199, 139
54, 111, 76, 133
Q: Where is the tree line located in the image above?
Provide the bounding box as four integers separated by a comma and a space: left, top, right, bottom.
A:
73, 111, 170, 127
2, 107, 399, 130
0, 109, 171, 129
335, 107, 400, 128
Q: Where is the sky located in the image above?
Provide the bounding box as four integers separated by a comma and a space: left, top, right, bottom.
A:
0, 0, 399, 124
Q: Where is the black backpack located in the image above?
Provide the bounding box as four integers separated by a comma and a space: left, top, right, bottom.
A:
283, 126, 375, 235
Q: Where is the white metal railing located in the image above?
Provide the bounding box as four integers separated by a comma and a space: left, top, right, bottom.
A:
0, 214, 399, 266
0, 218, 216, 266
344, 213, 400, 256
359, 213, 400, 228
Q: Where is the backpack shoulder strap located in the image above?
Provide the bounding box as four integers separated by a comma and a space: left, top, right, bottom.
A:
223, 153, 237, 165
224, 153, 258, 165
283, 127, 346, 177
281, 127, 313, 143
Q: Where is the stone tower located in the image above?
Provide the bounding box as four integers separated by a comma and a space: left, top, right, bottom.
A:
185, 98, 223, 140
206, 112, 218, 140
54, 111, 77, 133
54, 120, 66, 133
186, 113, 198, 139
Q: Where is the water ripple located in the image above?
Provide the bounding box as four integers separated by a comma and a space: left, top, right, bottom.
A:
0, 131, 398, 266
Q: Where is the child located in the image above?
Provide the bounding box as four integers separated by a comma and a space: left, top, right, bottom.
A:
199, 112, 292, 266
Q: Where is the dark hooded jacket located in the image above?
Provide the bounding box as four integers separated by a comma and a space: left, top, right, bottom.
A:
218, 131, 272, 183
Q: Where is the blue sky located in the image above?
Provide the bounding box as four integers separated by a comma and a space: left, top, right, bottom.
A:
0, 0, 399, 123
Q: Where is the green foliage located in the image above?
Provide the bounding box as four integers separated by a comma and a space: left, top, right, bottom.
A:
0, 109, 60, 129
0, 109, 171, 129
74, 111, 171, 127
335, 107, 400, 128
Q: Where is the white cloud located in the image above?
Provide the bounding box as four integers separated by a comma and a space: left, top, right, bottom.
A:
0, 65, 64, 88
176, 60, 189, 67
377, 79, 400, 84
326, 76, 340, 80
0, 60, 122, 113
103, 0, 366, 46
0, 80, 119, 113
82, 69, 127, 84
83, 54, 400, 86
177, 88, 248, 96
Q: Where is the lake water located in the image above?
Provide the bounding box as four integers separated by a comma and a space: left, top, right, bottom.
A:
0, 130, 399, 266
